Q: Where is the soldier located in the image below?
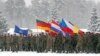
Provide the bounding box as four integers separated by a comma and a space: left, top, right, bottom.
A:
10, 35, 13, 51
17, 35, 23, 51
46, 34, 53, 52
0, 34, 4, 51
51, 33, 62, 53
22, 36, 25, 51
61, 37, 66, 53
27, 34, 31, 51
36, 33, 47, 52
22, 35, 31, 51
42, 33, 47, 52
30, 34, 37, 51
6, 33, 11, 51
36, 34, 40, 52
38, 33, 42, 52
52, 36, 56, 52
2, 34, 7, 51
11, 34, 18, 52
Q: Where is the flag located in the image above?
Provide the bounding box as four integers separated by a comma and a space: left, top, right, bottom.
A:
51, 20, 66, 36
36, 19, 57, 37
14, 25, 28, 36
69, 21, 80, 34
36, 19, 50, 31
48, 30, 57, 38
78, 30, 84, 37
60, 19, 74, 36
73, 25, 80, 34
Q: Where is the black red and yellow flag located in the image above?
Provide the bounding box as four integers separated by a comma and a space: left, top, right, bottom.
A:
36, 19, 50, 31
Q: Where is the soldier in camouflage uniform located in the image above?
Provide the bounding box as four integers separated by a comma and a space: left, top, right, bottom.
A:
51, 36, 56, 52
0, 34, 4, 51
27, 34, 31, 51
2, 34, 7, 51
37, 33, 47, 52
17, 35, 23, 51
11, 34, 18, 52
36, 34, 40, 52
36, 33, 46, 52
22, 35, 31, 51
46, 34, 53, 52
30, 34, 37, 51
42, 33, 47, 52
22, 36, 25, 51
6, 33, 11, 51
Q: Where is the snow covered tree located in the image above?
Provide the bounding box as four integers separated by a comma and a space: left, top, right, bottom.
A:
31, 0, 65, 20
31, 0, 51, 21
88, 8, 99, 32
50, 0, 65, 20
0, 12, 8, 34
5, 0, 26, 27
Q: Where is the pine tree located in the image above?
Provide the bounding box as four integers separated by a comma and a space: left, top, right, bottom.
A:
51, 0, 65, 20
5, 0, 26, 27
88, 8, 99, 32
0, 12, 8, 34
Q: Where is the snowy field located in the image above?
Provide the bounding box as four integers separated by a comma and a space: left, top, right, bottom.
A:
0, 52, 99, 56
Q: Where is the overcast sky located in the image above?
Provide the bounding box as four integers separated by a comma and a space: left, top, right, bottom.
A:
1, 0, 100, 7
24, 0, 32, 7
1, 0, 32, 7
86, 0, 100, 4
24, 0, 100, 7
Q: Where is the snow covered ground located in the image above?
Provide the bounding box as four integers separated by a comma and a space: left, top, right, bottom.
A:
0, 52, 99, 56
80, 29, 88, 32
7, 28, 45, 35
7, 28, 88, 35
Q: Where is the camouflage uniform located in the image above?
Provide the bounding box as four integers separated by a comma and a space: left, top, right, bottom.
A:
22, 36, 31, 51
30, 35, 37, 51
46, 35, 53, 52
17, 35, 23, 51
27, 35, 31, 51
11, 35, 18, 52
0, 35, 4, 51
2, 34, 7, 51
42, 34, 47, 52
6, 34, 11, 51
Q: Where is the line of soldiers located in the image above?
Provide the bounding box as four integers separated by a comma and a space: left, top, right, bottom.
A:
0, 32, 100, 53
0, 33, 54, 52
0, 33, 70, 53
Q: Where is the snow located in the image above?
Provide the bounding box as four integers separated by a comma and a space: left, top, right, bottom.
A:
80, 29, 88, 32
7, 28, 88, 35
7, 28, 45, 35
0, 52, 99, 56
24, 0, 32, 7
86, 0, 100, 4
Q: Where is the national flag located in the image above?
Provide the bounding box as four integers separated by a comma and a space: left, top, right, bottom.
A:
48, 30, 57, 38
78, 30, 84, 37
36, 19, 50, 31
69, 21, 84, 36
36, 19, 57, 37
73, 25, 80, 34
51, 20, 66, 36
69, 21, 80, 34
14, 25, 28, 36
60, 19, 74, 36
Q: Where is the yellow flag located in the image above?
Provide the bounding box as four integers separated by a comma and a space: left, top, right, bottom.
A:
73, 25, 80, 33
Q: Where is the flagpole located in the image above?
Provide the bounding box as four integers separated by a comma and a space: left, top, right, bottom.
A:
35, 18, 39, 52
36, 19, 38, 36
36, 16, 39, 36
